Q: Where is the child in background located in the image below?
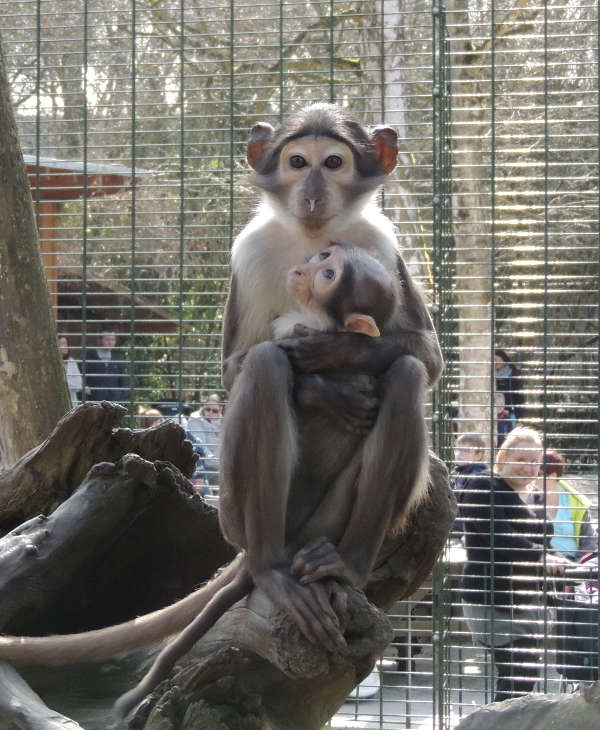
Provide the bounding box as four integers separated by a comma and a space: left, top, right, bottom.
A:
451, 433, 487, 541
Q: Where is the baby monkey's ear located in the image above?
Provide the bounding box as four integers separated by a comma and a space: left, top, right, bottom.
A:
344, 313, 380, 338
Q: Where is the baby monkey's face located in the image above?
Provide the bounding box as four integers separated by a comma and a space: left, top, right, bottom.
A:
286, 245, 344, 311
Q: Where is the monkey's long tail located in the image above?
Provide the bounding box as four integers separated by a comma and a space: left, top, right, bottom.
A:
0, 555, 244, 667
113, 566, 253, 720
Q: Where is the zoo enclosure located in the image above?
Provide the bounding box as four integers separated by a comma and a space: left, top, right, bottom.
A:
1, 1, 599, 728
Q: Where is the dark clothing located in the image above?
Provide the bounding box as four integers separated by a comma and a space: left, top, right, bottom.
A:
450, 461, 487, 537
497, 409, 517, 447
84, 349, 127, 402
460, 472, 549, 702
460, 471, 545, 607
496, 364, 525, 419
186, 430, 216, 492
493, 638, 540, 702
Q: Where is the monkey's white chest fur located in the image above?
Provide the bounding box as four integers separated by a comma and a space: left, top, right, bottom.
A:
271, 310, 334, 339
230, 197, 399, 353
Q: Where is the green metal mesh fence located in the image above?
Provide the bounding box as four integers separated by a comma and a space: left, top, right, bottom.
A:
0, 1, 598, 728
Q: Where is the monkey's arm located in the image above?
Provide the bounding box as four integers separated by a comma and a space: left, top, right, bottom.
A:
280, 328, 439, 383
394, 252, 444, 385
221, 274, 245, 392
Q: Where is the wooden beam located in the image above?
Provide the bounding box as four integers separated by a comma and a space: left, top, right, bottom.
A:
38, 201, 59, 310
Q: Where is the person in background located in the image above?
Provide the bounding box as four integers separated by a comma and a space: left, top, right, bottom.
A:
496, 391, 518, 447
138, 406, 165, 429
450, 433, 487, 541
494, 348, 525, 420
58, 336, 83, 408
187, 393, 223, 486
84, 330, 127, 403
460, 427, 571, 703
530, 449, 597, 560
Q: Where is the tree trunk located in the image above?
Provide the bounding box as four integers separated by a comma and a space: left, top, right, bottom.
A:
0, 32, 71, 467
446, 2, 493, 445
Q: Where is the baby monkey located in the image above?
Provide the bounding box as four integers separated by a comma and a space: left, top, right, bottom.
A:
273, 242, 399, 340
114, 243, 400, 718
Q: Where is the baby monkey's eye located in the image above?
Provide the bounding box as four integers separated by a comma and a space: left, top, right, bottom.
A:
324, 155, 343, 169
322, 269, 335, 280
319, 251, 331, 260
290, 155, 307, 169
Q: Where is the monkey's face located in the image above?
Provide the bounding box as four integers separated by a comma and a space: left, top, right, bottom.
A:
286, 245, 344, 311
277, 138, 356, 228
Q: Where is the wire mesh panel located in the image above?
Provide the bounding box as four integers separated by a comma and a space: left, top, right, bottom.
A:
444, 0, 599, 726
0, 1, 598, 729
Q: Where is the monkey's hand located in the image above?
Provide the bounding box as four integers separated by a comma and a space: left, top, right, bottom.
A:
279, 332, 362, 372
292, 537, 360, 587
280, 331, 401, 375
291, 323, 321, 337
295, 373, 379, 434
252, 566, 347, 653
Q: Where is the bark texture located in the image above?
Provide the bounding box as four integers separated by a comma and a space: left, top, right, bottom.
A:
0, 33, 71, 466
454, 681, 600, 730
0, 400, 197, 536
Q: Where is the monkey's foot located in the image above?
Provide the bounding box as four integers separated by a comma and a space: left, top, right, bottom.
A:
253, 567, 346, 653
292, 537, 358, 587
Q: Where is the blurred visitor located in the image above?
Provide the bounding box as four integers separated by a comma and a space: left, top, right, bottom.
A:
460, 427, 571, 702
84, 330, 127, 403
138, 406, 165, 429
187, 393, 223, 486
186, 431, 216, 497
58, 336, 83, 407
495, 348, 525, 420
530, 449, 597, 560
496, 391, 517, 447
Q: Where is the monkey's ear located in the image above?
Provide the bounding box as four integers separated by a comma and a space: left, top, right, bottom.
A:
247, 123, 276, 170
371, 126, 398, 174
344, 313, 381, 338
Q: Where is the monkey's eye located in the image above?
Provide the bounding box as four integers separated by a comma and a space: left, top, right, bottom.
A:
318, 251, 331, 260
289, 155, 307, 169
324, 155, 343, 169
322, 269, 336, 280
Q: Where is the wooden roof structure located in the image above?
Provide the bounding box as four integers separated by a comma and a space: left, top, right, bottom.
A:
24, 155, 144, 308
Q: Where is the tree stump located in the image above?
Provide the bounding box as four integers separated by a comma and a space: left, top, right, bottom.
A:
0, 406, 455, 730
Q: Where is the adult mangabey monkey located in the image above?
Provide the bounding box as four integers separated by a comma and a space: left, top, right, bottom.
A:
219, 104, 442, 637
0, 105, 442, 712
113, 242, 405, 717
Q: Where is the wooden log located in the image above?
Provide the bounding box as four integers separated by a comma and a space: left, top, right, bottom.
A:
0, 453, 235, 635
453, 680, 600, 730
0, 412, 454, 730
126, 584, 393, 730
0, 661, 84, 730
0, 401, 197, 536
